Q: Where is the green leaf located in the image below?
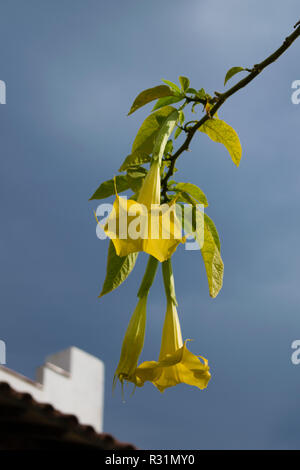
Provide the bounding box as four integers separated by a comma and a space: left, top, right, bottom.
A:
89, 175, 130, 200
128, 85, 174, 115
174, 182, 208, 207
152, 95, 184, 112
131, 106, 176, 155
174, 191, 196, 206
199, 118, 242, 167
126, 166, 147, 178
182, 206, 223, 298
162, 79, 181, 94
178, 110, 185, 125
179, 76, 190, 91
174, 127, 182, 139
126, 166, 147, 192
119, 106, 176, 171
164, 139, 173, 156
119, 153, 151, 171
224, 66, 245, 86
100, 241, 138, 297
152, 110, 179, 164
186, 87, 198, 95
196, 88, 206, 100
201, 216, 224, 298
204, 214, 221, 252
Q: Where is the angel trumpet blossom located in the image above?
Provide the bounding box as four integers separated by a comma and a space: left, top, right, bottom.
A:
134, 260, 211, 392
103, 160, 185, 263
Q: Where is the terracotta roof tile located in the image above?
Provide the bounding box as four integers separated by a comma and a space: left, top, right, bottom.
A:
0, 382, 136, 450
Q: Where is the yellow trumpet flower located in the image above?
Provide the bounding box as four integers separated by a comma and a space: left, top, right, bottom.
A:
134, 301, 211, 392
103, 160, 185, 262
134, 259, 211, 392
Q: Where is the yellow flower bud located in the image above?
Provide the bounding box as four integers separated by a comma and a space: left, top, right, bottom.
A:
114, 295, 147, 387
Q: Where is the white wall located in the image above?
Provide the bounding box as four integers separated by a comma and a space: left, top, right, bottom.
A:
0, 347, 104, 432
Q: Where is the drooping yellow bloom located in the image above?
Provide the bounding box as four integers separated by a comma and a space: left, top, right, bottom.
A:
134, 300, 211, 392
103, 160, 185, 262
134, 259, 211, 392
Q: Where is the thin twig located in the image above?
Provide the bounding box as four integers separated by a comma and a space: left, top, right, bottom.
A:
161, 22, 300, 200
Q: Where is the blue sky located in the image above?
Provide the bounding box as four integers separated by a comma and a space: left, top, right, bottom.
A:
1, 0, 300, 449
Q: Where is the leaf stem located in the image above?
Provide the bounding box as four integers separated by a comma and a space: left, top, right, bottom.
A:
137, 255, 159, 298
162, 258, 177, 306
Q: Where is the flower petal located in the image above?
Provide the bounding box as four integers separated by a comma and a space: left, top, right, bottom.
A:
135, 341, 211, 392
103, 195, 185, 262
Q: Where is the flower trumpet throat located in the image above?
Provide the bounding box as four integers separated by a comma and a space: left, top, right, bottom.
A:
103, 160, 185, 263
136, 159, 160, 208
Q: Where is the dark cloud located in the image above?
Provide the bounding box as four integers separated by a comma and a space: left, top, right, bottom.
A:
1, 0, 300, 449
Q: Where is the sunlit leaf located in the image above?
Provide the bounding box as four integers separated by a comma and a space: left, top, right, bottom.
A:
89, 176, 130, 200
126, 166, 147, 192
224, 66, 245, 86
174, 127, 182, 139
174, 191, 197, 207
100, 241, 138, 297
164, 139, 173, 156
186, 87, 198, 95
174, 182, 208, 207
182, 206, 223, 298
178, 110, 185, 125
199, 118, 242, 166
179, 76, 190, 91
119, 106, 176, 171
196, 88, 206, 100
162, 79, 181, 94
126, 166, 147, 178
152, 109, 178, 163
128, 85, 173, 115
152, 95, 184, 112
204, 214, 220, 252
201, 216, 224, 298
119, 153, 151, 171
